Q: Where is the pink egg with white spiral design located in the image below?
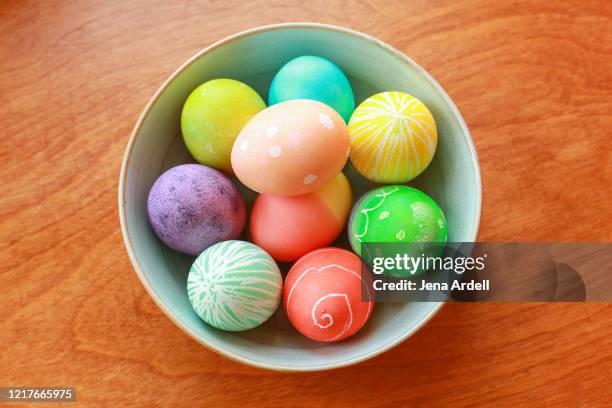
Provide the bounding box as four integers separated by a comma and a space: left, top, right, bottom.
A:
283, 247, 375, 342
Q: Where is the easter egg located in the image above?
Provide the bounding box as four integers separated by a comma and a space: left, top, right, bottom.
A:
269, 56, 355, 122
348, 185, 447, 276
231, 100, 350, 196
187, 240, 282, 331
284, 248, 375, 342
181, 79, 266, 174
250, 172, 352, 262
348, 91, 437, 183
147, 164, 246, 256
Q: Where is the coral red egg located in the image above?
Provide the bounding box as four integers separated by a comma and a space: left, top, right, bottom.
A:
250, 172, 352, 262
283, 248, 375, 342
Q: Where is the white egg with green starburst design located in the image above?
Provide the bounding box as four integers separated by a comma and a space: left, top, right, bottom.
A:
187, 240, 282, 331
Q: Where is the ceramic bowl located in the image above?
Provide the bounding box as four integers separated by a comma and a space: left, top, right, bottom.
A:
119, 23, 481, 371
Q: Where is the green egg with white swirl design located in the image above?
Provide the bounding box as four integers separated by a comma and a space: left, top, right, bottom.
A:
187, 240, 282, 331
349, 185, 448, 277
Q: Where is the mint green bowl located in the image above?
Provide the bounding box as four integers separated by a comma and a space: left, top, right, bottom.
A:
119, 23, 481, 371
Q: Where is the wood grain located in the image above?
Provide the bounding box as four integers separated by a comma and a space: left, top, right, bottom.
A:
1, 0, 611, 406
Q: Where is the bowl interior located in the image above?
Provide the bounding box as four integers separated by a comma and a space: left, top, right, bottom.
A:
120, 24, 480, 370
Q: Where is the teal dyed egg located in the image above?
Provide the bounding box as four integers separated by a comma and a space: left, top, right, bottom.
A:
187, 240, 282, 331
268, 56, 355, 122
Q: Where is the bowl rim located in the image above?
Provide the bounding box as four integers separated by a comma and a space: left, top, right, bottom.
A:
118, 22, 482, 372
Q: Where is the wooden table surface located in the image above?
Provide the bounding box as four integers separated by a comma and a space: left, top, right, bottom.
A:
1, 0, 611, 406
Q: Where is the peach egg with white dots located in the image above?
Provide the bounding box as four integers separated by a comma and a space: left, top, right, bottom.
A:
231, 99, 350, 196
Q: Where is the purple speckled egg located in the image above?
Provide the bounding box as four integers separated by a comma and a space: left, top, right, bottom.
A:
147, 164, 246, 255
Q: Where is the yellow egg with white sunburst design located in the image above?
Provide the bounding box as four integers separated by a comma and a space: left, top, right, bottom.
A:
348, 91, 437, 183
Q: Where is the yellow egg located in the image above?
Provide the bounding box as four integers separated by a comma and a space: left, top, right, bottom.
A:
181, 79, 266, 174
348, 91, 437, 183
